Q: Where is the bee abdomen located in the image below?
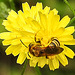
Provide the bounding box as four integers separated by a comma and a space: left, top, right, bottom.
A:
50, 38, 60, 46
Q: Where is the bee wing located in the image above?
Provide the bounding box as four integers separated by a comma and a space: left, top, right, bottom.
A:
55, 46, 64, 54
45, 46, 64, 55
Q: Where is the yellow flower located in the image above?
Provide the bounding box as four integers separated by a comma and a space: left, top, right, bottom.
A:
0, 2, 75, 70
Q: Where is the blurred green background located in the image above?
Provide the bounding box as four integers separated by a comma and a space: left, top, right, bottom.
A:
0, 0, 75, 75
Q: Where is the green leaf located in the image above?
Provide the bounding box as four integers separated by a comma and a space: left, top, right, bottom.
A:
64, 0, 75, 16
9, 0, 16, 11
0, 2, 10, 18
0, 18, 7, 44
0, 19, 7, 33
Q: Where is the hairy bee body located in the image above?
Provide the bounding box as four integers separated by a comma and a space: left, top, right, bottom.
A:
29, 38, 63, 57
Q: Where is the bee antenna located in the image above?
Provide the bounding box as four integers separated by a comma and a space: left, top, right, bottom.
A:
20, 39, 28, 48
34, 34, 41, 43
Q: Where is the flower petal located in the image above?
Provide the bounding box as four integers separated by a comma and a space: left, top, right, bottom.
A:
21, 36, 34, 44
5, 45, 15, 55
56, 53, 68, 66
38, 57, 47, 68
0, 32, 12, 40
52, 9, 58, 15
52, 27, 65, 37
11, 39, 21, 45
31, 20, 41, 31
63, 46, 74, 58
7, 10, 18, 21
43, 6, 50, 14
36, 2, 42, 11
58, 35, 73, 41
29, 60, 37, 67
61, 26, 74, 36
61, 39, 75, 45
47, 11, 54, 35
2, 40, 11, 46
3, 20, 18, 32
12, 44, 22, 56
58, 15, 70, 28
18, 10, 26, 25
51, 15, 60, 31
48, 59, 55, 70
17, 52, 27, 64
52, 57, 59, 69
22, 2, 30, 12
39, 12, 47, 29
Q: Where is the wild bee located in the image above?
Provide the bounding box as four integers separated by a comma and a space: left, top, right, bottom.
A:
29, 38, 63, 58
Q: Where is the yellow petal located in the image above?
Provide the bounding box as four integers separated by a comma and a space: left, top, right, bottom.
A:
11, 39, 21, 45
21, 36, 33, 43
58, 15, 70, 28
52, 9, 58, 15
7, 10, 18, 23
43, 6, 50, 14
0, 32, 11, 40
51, 15, 60, 31
2, 40, 11, 46
47, 11, 54, 35
56, 53, 68, 66
29, 60, 37, 67
52, 57, 59, 69
22, 2, 30, 13
63, 46, 74, 58
31, 20, 41, 31
25, 18, 41, 32
38, 57, 47, 68
36, 2, 42, 11
39, 12, 47, 29
61, 26, 74, 36
19, 31, 35, 38
58, 35, 73, 41
61, 39, 75, 45
16, 17, 25, 30
24, 18, 37, 33
52, 27, 65, 37
20, 46, 28, 53
17, 52, 27, 64
7, 10, 18, 19
12, 44, 22, 56
18, 10, 26, 24
48, 59, 55, 70
5, 45, 15, 55
3, 20, 18, 32
31, 6, 37, 17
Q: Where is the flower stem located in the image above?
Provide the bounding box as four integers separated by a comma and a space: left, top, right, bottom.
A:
67, 16, 75, 27
64, 0, 75, 16
35, 65, 42, 75
21, 59, 28, 75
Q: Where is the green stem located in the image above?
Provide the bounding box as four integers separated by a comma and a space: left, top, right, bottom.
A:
35, 65, 42, 75
64, 0, 75, 16
21, 59, 28, 75
67, 16, 75, 27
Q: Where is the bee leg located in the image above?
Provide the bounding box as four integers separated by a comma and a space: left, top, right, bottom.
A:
27, 52, 31, 58
46, 56, 49, 59
34, 34, 41, 43
20, 39, 28, 48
